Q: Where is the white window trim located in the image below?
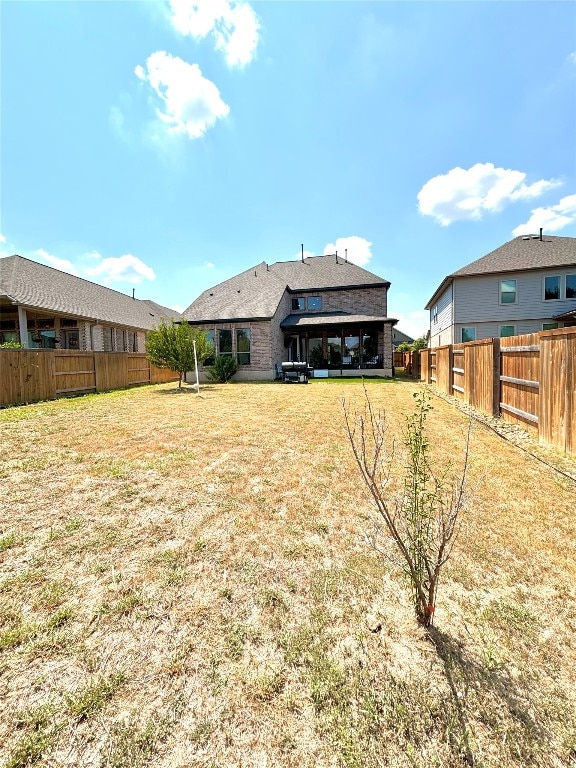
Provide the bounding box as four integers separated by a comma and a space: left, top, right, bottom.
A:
461, 326, 476, 343
499, 324, 516, 338
499, 278, 517, 305
543, 274, 562, 301
565, 273, 576, 299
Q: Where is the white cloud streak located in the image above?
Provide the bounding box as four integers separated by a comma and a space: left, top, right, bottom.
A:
35, 248, 81, 276
85, 253, 156, 284
324, 236, 373, 267
135, 51, 230, 140
418, 163, 561, 226
512, 193, 576, 236
168, 0, 260, 68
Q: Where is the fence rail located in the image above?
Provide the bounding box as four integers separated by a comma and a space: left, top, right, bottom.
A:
416, 327, 575, 455
0, 350, 179, 407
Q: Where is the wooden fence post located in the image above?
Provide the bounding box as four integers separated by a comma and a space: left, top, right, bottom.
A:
491, 337, 500, 416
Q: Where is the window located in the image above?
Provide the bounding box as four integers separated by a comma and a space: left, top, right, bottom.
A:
204, 330, 215, 365
308, 337, 323, 367
327, 335, 342, 365
566, 274, 576, 299
542, 322, 558, 331
461, 327, 476, 342
544, 275, 560, 300
291, 298, 305, 311
500, 279, 516, 304
306, 296, 322, 310
102, 327, 113, 351
218, 329, 232, 355
500, 325, 515, 337
432, 305, 438, 324
236, 328, 251, 365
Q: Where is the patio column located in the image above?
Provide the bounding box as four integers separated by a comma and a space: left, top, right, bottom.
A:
17, 305, 28, 347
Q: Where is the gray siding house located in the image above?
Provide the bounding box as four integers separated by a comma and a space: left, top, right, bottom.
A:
425, 233, 576, 347
0, 255, 182, 351
184, 254, 397, 379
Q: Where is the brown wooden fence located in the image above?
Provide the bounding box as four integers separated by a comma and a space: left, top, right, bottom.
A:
0, 350, 179, 407
417, 327, 575, 455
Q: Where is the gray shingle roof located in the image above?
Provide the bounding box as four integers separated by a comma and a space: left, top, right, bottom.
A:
281, 312, 395, 329
425, 235, 576, 308
0, 255, 182, 330
185, 255, 390, 322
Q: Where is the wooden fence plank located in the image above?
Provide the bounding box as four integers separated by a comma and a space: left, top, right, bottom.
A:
1, 349, 179, 406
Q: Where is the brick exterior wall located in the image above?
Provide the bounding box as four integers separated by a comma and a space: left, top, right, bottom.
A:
289, 285, 387, 316
194, 321, 274, 377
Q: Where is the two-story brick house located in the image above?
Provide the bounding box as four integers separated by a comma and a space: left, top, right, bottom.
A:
425, 233, 576, 347
184, 253, 397, 379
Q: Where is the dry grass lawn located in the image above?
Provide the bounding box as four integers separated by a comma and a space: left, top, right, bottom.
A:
1, 378, 575, 768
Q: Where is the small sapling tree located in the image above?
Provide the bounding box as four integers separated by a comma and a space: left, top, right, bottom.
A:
342, 389, 470, 627
146, 321, 214, 389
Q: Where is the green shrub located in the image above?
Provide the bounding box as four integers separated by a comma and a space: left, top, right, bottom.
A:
0, 341, 23, 349
207, 355, 238, 383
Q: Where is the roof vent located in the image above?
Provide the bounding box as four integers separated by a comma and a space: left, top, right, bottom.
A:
522, 236, 530, 240
531, 235, 539, 239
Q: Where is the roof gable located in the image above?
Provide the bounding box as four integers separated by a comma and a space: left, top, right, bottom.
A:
425, 235, 576, 308
184, 255, 390, 322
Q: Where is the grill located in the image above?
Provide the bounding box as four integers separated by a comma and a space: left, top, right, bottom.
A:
280, 361, 313, 384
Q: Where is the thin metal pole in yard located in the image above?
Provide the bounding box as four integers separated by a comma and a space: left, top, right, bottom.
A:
193, 340, 203, 397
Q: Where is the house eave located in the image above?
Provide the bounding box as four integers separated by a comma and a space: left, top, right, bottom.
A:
186, 315, 273, 325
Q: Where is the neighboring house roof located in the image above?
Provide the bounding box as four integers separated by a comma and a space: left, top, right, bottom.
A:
392, 328, 414, 345
185, 255, 390, 322
0, 255, 182, 330
553, 309, 576, 322
425, 235, 576, 309
281, 312, 395, 329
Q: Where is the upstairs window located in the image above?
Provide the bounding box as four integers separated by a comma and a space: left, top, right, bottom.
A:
218, 329, 232, 356
500, 279, 516, 304
291, 298, 305, 311
307, 296, 322, 310
432, 304, 438, 324
566, 274, 576, 299
544, 275, 561, 300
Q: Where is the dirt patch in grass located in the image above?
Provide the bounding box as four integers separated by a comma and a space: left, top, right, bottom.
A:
1, 380, 575, 768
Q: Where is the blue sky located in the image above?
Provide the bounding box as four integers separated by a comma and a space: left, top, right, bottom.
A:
2, 0, 575, 338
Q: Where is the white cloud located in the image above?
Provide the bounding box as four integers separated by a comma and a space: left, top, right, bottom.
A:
388, 310, 429, 342
35, 248, 80, 276
417, 163, 562, 226
203, 260, 215, 268
512, 193, 576, 236
567, 51, 576, 65
293, 248, 315, 260
135, 51, 230, 140
324, 236, 373, 267
0, 234, 6, 244
84, 253, 156, 284
168, 0, 260, 68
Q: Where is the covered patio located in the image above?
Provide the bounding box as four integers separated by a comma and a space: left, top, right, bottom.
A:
280, 312, 396, 376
